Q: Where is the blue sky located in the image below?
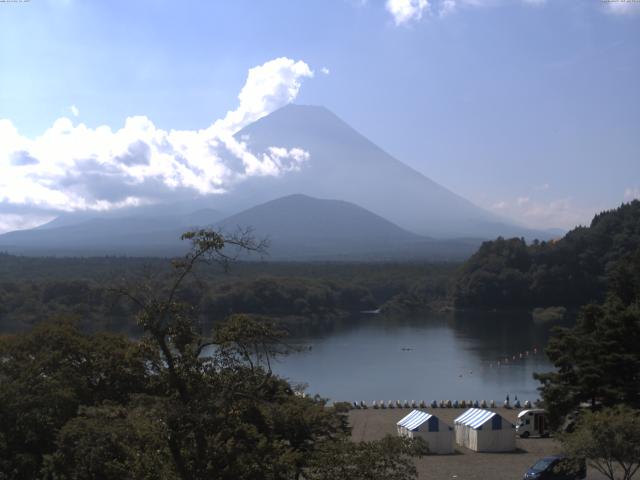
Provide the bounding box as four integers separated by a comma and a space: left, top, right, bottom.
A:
0, 0, 639, 232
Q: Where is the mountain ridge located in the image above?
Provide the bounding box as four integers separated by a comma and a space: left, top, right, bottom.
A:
0, 104, 556, 257
224, 104, 552, 239
0, 194, 480, 260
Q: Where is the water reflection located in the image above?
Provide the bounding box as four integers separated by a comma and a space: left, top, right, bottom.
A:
271, 310, 568, 403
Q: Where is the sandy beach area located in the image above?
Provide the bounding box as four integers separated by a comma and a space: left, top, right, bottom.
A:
349, 407, 607, 480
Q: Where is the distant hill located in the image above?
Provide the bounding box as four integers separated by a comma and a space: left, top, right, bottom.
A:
0, 210, 222, 256
215, 194, 479, 260
33, 204, 222, 231
0, 194, 480, 260
217, 194, 420, 242
453, 200, 640, 308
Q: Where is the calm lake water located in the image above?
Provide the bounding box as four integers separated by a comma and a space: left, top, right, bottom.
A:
271, 311, 564, 404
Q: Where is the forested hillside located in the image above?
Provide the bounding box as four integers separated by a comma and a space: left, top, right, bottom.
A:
0, 256, 455, 334
453, 200, 640, 308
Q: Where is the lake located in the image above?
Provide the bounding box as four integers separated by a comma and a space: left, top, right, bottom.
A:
271, 310, 564, 405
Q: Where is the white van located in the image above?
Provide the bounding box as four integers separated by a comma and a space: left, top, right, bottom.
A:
516, 409, 550, 438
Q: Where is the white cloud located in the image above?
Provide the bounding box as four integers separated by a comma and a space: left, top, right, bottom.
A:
488, 196, 596, 230
69, 105, 79, 117
212, 57, 313, 135
386, 0, 430, 25
321, 67, 331, 75
385, 0, 549, 21
624, 187, 640, 200
381, 0, 631, 22
439, 0, 457, 16
0, 57, 314, 230
604, 1, 640, 15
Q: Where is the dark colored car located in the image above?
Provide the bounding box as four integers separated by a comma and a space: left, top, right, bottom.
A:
523, 455, 586, 480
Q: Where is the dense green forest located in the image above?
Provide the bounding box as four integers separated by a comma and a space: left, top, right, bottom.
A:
3, 201, 640, 335
453, 200, 640, 308
0, 254, 456, 334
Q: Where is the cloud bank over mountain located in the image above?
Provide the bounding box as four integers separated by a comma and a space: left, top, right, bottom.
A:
0, 57, 313, 232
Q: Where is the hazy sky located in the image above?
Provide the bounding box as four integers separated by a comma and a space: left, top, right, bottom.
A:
1, 0, 639, 233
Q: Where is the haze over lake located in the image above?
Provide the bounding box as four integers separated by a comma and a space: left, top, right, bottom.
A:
273, 311, 558, 404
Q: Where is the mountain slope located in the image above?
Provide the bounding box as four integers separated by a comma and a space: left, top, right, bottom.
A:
0, 194, 479, 259
215, 194, 478, 260
217, 194, 420, 242
0, 210, 222, 256
0, 104, 552, 256
220, 104, 545, 239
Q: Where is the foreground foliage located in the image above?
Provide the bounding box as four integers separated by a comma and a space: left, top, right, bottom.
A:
0, 230, 426, 480
307, 436, 428, 480
0, 320, 153, 479
535, 246, 640, 480
561, 406, 640, 480
534, 247, 640, 429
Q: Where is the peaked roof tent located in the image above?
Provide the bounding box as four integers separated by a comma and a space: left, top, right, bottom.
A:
397, 410, 433, 431
454, 408, 497, 429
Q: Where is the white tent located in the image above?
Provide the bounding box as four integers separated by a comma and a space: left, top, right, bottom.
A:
396, 409, 454, 454
454, 408, 515, 452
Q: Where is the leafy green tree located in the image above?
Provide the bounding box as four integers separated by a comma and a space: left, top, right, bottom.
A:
43, 401, 174, 480
109, 229, 425, 480
535, 300, 640, 428
0, 319, 152, 479
1, 229, 426, 480
535, 248, 640, 429
561, 406, 640, 480
306, 435, 427, 480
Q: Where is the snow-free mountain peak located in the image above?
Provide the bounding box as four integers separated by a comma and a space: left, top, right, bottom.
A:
228, 104, 540, 239
0, 104, 553, 258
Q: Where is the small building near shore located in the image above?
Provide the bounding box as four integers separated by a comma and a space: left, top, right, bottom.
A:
454, 408, 515, 452
396, 409, 454, 454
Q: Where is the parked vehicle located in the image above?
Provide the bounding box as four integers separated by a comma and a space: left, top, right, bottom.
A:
516, 409, 550, 438
523, 455, 586, 480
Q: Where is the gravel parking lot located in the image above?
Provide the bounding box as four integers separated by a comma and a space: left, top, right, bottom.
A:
349, 408, 608, 480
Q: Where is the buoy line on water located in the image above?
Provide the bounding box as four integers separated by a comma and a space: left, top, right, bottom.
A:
486, 345, 540, 369
343, 343, 546, 411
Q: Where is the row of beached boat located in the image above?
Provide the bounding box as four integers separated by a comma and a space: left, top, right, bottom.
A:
351, 399, 535, 409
